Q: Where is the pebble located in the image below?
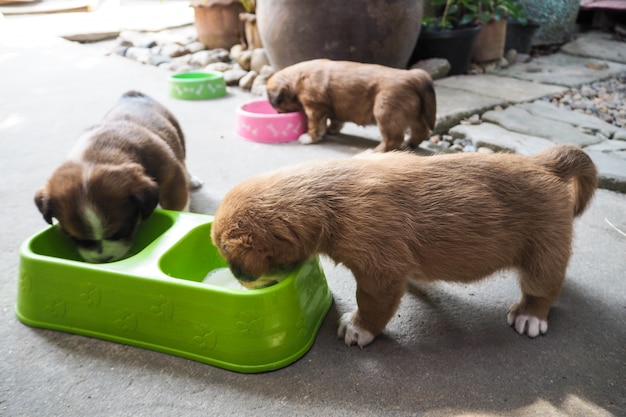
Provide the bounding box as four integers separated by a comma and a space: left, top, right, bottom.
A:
250, 48, 271, 73
205, 62, 233, 72
125, 47, 152, 64
239, 70, 258, 89
550, 73, 626, 128
223, 65, 249, 86
190, 49, 227, 66
100, 28, 273, 93
161, 43, 188, 58
235, 49, 253, 71
410, 58, 451, 79
186, 41, 207, 54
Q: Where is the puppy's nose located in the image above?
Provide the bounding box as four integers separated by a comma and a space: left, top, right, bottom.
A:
229, 264, 258, 283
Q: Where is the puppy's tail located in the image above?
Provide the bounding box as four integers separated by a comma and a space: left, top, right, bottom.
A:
533, 145, 598, 217
409, 69, 437, 130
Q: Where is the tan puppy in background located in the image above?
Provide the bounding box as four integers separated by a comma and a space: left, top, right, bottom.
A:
35, 91, 200, 263
212, 145, 597, 347
266, 59, 436, 152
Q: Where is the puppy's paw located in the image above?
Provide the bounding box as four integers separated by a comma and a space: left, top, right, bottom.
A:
337, 312, 375, 348
507, 312, 548, 338
298, 133, 317, 145
327, 120, 344, 135
188, 174, 203, 190
186, 171, 204, 190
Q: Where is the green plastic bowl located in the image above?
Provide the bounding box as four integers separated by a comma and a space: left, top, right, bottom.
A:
16, 210, 331, 373
169, 71, 227, 100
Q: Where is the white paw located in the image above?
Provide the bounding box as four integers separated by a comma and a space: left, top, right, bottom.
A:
507, 312, 548, 338
298, 133, 315, 145
188, 173, 203, 190
337, 312, 375, 348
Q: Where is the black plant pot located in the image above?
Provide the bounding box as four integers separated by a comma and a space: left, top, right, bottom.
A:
505, 19, 540, 54
410, 25, 481, 75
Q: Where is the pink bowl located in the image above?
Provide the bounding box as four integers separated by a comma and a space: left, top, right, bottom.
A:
235, 99, 307, 143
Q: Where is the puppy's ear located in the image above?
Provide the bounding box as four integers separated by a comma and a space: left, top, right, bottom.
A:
131, 181, 159, 219
268, 87, 286, 108
34, 187, 54, 225
128, 166, 159, 219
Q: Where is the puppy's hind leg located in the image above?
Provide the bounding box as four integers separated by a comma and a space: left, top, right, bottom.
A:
373, 100, 407, 152
404, 120, 431, 150
338, 270, 406, 347
327, 119, 344, 135
507, 245, 570, 337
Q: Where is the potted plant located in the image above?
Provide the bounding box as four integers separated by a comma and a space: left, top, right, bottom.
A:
191, 0, 244, 49
504, 2, 538, 55
469, 0, 526, 63
410, 0, 481, 75
238, 0, 263, 50
255, 0, 424, 70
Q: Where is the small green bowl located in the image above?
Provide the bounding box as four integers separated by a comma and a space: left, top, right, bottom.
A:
169, 71, 227, 100
16, 210, 331, 373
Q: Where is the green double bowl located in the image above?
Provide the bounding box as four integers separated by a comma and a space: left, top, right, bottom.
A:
16, 210, 332, 373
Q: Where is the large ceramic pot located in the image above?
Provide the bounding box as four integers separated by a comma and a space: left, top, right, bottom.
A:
256, 0, 423, 70
410, 25, 481, 75
516, 0, 579, 46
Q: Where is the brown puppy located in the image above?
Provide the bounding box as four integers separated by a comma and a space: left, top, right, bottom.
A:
211, 145, 597, 347
35, 91, 200, 263
266, 59, 436, 152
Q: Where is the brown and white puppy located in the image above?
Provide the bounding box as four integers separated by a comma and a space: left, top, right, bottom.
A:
35, 91, 200, 263
211, 145, 597, 347
266, 59, 436, 152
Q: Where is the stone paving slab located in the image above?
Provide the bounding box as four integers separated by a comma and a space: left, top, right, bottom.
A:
518, 100, 622, 138
3, 1, 194, 42
432, 85, 505, 134
493, 53, 626, 87
435, 74, 568, 103
561, 31, 626, 64
450, 123, 626, 192
584, 148, 626, 193
482, 105, 605, 147
448, 122, 557, 155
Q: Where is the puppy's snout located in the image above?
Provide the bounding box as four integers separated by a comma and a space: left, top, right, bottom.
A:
268, 94, 281, 110
229, 263, 258, 283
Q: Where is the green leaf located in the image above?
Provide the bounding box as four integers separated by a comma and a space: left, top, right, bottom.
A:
479, 11, 492, 24
459, 14, 475, 26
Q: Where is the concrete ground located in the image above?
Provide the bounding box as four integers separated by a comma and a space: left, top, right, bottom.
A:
1, 3, 625, 416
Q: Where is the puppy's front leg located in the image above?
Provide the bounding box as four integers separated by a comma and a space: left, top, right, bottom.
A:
160, 168, 191, 211
299, 107, 327, 145
338, 273, 406, 348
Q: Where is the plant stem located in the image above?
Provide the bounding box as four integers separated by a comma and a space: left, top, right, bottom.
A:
441, 0, 452, 29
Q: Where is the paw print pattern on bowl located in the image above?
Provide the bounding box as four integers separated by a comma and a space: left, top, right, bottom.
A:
16, 209, 331, 373
80, 284, 101, 308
